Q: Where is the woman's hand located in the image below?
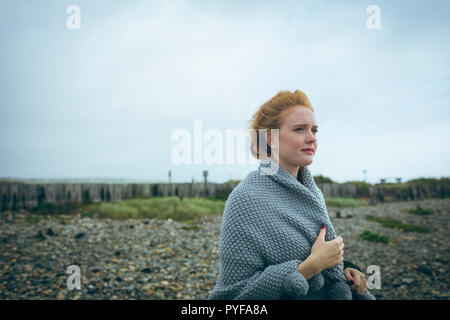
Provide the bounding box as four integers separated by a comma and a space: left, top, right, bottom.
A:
309, 225, 344, 272
344, 267, 367, 296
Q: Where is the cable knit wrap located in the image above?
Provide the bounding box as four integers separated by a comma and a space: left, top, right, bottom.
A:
208, 158, 376, 300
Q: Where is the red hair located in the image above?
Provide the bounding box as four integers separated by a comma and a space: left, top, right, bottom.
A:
248, 90, 314, 159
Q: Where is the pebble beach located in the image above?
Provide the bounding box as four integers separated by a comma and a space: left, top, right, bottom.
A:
1, 198, 448, 300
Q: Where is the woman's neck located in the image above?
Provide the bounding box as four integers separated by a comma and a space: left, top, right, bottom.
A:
274, 157, 300, 180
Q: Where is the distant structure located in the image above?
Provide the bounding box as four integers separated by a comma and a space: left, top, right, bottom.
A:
203, 170, 208, 184
379, 177, 402, 184
0, 180, 239, 212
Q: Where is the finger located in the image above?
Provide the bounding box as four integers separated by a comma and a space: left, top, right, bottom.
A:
360, 273, 366, 283
335, 236, 343, 244
344, 270, 354, 282
361, 275, 367, 290
359, 283, 367, 296
344, 268, 351, 278
348, 268, 357, 277
355, 273, 361, 287
318, 225, 326, 241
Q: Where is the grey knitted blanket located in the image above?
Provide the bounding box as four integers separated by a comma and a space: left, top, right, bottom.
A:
208, 159, 376, 300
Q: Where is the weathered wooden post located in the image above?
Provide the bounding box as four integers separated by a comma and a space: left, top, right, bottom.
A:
168, 170, 172, 196
203, 170, 208, 197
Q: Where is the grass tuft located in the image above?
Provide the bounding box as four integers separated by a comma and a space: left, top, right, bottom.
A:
80, 196, 225, 222
25, 215, 43, 224
32, 202, 84, 215
366, 215, 430, 233
325, 197, 369, 208
359, 230, 391, 243
401, 206, 434, 216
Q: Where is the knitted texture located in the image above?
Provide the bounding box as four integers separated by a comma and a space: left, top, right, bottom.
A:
208, 159, 376, 300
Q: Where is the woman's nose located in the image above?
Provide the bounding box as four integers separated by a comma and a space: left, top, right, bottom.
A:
307, 130, 317, 142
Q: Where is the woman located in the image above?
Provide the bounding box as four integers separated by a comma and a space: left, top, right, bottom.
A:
208, 90, 376, 300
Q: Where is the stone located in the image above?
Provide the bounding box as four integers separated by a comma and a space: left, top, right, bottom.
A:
75, 232, 85, 239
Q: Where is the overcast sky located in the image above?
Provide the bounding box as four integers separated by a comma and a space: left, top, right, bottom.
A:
1, 0, 449, 184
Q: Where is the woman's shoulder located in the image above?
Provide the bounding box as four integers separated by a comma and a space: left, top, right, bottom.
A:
222, 170, 271, 219
234, 167, 274, 190
225, 177, 255, 208
226, 169, 270, 202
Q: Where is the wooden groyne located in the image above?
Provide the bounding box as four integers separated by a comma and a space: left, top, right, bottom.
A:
1, 179, 449, 212
0, 182, 239, 212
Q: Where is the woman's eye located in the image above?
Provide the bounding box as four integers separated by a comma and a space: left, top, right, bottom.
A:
295, 128, 319, 133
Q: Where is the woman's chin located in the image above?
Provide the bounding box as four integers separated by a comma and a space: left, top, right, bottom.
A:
298, 159, 313, 167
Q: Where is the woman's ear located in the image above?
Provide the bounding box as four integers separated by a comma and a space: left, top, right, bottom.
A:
265, 131, 271, 148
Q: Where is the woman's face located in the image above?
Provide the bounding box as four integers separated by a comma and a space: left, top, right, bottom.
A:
268, 105, 318, 169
